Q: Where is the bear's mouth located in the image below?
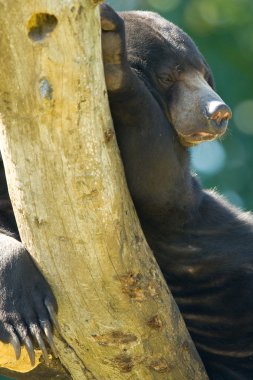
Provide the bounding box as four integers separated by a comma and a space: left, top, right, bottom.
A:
179, 131, 221, 147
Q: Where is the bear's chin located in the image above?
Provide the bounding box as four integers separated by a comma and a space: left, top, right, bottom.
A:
178, 131, 223, 147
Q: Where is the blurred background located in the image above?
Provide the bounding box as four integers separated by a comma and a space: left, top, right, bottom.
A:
108, 0, 253, 210
0, 1, 252, 379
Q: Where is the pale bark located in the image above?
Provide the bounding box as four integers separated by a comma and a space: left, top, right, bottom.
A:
0, 1, 208, 379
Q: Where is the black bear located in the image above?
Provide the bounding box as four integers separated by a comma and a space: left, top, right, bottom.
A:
0, 4, 252, 380
100, 4, 253, 380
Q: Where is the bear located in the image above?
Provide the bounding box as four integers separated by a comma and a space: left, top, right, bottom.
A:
100, 4, 253, 380
0, 3, 251, 380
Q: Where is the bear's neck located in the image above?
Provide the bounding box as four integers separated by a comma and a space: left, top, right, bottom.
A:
133, 147, 202, 233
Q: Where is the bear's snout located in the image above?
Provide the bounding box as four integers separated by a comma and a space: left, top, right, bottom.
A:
205, 101, 232, 133
168, 71, 232, 146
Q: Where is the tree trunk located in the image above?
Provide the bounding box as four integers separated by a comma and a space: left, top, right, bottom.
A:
0, 1, 208, 379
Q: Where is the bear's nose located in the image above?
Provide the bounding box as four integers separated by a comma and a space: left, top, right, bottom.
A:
205, 101, 232, 132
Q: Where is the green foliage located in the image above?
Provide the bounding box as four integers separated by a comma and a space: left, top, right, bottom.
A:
109, 0, 253, 210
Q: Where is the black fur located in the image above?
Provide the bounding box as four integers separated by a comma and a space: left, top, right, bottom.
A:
101, 5, 253, 380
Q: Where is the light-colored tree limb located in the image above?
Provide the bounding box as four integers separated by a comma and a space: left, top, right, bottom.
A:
0, 1, 208, 379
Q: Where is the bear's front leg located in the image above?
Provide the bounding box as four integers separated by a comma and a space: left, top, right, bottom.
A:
100, 4, 132, 92
0, 233, 58, 365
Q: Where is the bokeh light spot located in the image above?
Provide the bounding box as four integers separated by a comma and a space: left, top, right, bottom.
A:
108, 0, 138, 11
146, 0, 181, 12
223, 190, 244, 209
198, 2, 219, 25
234, 100, 253, 135
191, 140, 226, 175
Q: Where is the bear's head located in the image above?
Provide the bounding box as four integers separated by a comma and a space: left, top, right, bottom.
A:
120, 11, 232, 147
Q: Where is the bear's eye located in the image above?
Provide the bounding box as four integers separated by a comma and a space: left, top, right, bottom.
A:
158, 74, 174, 88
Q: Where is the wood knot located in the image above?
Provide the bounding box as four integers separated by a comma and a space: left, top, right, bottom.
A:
27, 13, 58, 42
149, 358, 172, 373
113, 353, 134, 373
147, 315, 163, 330
92, 331, 137, 347
119, 272, 159, 301
104, 128, 114, 143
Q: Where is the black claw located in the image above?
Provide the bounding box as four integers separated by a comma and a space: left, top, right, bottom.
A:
10, 335, 21, 360
41, 321, 58, 358
45, 299, 60, 333
24, 336, 35, 366
35, 331, 49, 365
